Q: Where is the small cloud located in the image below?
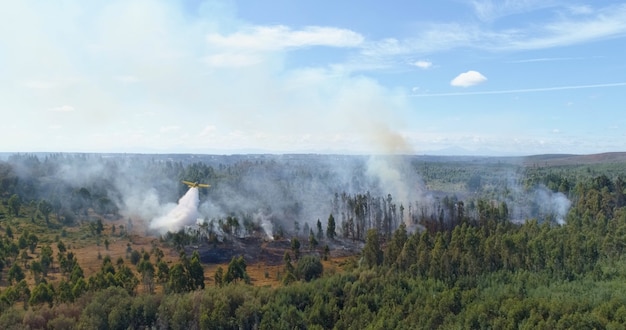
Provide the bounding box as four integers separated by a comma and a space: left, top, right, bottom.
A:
450, 70, 487, 87
199, 125, 216, 137
552, 129, 561, 134
49, 105, 75, 112
411, 87, 420, 93
412, 60, 433, 69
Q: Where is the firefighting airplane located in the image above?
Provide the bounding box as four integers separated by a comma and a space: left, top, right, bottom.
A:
182, 180, 211, 188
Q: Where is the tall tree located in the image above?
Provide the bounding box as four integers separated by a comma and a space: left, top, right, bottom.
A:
327, 214, 336, 240
7, 194, 21, 217
38, 200, 53, 225
187, 251, 205, 290
137, 259, 155, 294
224, 256, 249, 284
385, 223, 408, 266
291, 238, 301, 260
167, 264, 188, 293
8, 263, 25, 284
363, 229, 383, 268
316, 219, 323, 241
283, 251, 296, 285
309, 230, 318, 251
214, 266, 224, 287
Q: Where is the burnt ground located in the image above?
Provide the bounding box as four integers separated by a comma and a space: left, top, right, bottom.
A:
191, 234, 363, 266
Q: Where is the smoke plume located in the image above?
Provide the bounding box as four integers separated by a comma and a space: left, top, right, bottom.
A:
533, 187, 571, 225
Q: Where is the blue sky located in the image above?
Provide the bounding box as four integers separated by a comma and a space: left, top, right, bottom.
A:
2, 0, 626, 155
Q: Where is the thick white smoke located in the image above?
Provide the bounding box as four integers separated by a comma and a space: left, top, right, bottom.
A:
150, 187, 200, 234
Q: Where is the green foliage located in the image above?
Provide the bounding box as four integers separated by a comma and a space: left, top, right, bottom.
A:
29, 282, 55, 307
7, 194, 21, 217
38, 199, 53, 225
8, 263, 25, 284
188, 251, 205, 290
316, 219, 323, 241
296, 255, 323, 282
326, 213, 336, 239
166, 252, 205, 293
130, 249, 141, 265
78, 286, 132, 330
291, 237, 301, 260
224, 255, 249, 285
362, 229, 383, 268
215, 266, 224, 287
138, 259, 155, 293
308, 230, 318, 251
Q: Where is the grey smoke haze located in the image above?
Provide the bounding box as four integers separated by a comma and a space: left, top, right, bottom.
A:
502, 177, 572, 225
533, 186, 571, 225
5, 153, 574, 238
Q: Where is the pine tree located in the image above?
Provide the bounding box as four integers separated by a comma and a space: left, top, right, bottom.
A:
317, 219, 323, 241
327, 214, 336, 240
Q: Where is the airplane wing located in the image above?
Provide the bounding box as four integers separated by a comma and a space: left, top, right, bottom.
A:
197, 183, 211, 188
182, 180, 194, 186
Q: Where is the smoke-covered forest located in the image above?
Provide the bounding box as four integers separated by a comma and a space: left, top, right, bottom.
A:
1, 152, 626, 328
0, 153, 574, 240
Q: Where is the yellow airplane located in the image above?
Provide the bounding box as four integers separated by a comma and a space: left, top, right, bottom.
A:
182, 180, 211, 188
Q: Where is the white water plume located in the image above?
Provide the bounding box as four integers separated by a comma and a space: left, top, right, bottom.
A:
150, 187, 200, 233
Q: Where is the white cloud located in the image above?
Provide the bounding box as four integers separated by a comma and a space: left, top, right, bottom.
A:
469, 0, 558, 22
412, 60, 432, 69
450, 70, 487, 87
199, 125, 217, 137
204, 53, 263, 68
206, 25, 364, 51
360, 3, 626, 60
567, 5, 593, 16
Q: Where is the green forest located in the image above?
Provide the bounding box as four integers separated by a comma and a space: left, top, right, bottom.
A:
1, 153, 626, 329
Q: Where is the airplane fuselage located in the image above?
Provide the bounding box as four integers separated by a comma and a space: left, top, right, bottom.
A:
182, 180, 210, 188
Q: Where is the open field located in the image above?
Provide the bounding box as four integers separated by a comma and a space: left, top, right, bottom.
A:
0, 209, 357, 294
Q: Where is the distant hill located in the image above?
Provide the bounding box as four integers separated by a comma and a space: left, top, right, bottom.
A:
522, 152, 626, 166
